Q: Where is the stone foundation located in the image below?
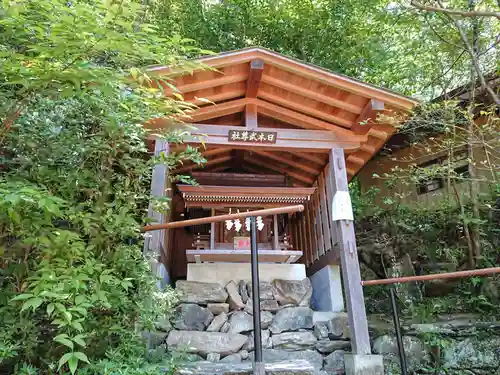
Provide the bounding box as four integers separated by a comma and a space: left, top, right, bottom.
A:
156, 278, 357, 374
370, 313, 500, 374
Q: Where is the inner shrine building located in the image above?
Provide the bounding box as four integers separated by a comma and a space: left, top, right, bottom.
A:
144, 47, 418, 367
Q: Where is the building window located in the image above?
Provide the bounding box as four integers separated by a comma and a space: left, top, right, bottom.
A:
416, 157, 444, 195
417, 178, 444, 195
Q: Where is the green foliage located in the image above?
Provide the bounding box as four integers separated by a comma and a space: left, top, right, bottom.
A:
0, 1, 205, 373
151, 0, 498, 98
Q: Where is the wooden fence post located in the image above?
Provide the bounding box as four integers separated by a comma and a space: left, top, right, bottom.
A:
328, 148, 371, 355
144, 137, 169, 260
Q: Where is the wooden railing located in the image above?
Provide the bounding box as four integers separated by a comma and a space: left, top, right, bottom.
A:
293, 163, 338, 267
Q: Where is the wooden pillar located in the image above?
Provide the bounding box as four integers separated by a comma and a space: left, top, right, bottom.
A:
210, 208, 216, 250
273, 214, 279, 250
328, 148, 371, 355
144, 137, 169, 258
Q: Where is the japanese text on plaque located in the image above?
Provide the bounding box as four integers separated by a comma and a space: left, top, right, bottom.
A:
228, 130, 277, 144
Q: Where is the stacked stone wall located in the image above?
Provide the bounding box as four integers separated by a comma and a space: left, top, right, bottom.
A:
156, 278, 352, 375
369, 313, 500, 375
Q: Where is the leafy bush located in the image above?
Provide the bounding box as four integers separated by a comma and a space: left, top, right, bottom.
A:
0, 1, 205, 373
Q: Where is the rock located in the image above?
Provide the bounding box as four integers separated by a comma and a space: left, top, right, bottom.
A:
272, 331, 318, 351
229, 312, 254, 334
272, 278, 312, 307
145, 330, 166, 348
206, 353, 220, 362
261, 299, 281, 312
220, 353, 242, 363
261, 311, 273, 330
313, 312, 337, 325
173, 304, 214, 331
244, 299, 281, 314
242, 329, 272, 351
249, 349, 323, 371
239, 350, 249, 360
155, 315, 172, 332
324, 350, 345, 374
226, 280, 245, 310
207, 303, 230, 315
315, 340, 351, 354
207, 312, 228, 332
228, 311, 273, 333
174, 360, 315, 374
220, 322, 230, 333
270, 307, 314, 334
239, 280, 249, 304
373, 335, 428, 368
176, 281, 228, 304
247, 281, 274, 300
327, 313, 349, 339
166, 330, 247, 356
314, 322, 329, 339
443, 337, 500, 370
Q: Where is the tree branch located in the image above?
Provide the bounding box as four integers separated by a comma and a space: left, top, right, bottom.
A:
431, 0, 500, 105
411, 1, 500, 19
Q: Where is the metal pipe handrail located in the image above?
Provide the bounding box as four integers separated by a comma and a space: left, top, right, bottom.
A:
143, 204, 304, 231
361, 266, 500, 286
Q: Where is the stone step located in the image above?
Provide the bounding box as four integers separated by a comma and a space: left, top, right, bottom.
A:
173, 360, 315, 375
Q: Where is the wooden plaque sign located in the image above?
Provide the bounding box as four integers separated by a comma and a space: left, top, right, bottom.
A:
228, 130, 277, 144
233, 236, 251, 250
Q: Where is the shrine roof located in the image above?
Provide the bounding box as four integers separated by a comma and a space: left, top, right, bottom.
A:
177, 185, 316, 208
148, 47, 419, 184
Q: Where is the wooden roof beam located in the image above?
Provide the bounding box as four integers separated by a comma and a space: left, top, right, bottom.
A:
246, 59, 264, 98
252, 150, 320, 176
245, 155, 315, 185
261, 75, 364, 115
351, 99, 385, 135
347, 154, 366, 166
202, 147, 234, 158
188, 86, 246, 106
165, 72, 248, 95
245, 103, 258, 129
258, 90, 354, 128
173, 154, 232, 174
252, 98, 366, 141
288, 151, 327, 166
182, 98, 248, 122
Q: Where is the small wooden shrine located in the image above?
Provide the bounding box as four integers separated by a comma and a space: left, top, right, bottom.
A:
178, 183, 315, 263
143, 47, 418, 361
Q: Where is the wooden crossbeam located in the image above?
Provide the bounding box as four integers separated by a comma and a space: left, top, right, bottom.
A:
245, 155, 315, 185
261, 75, 363, 115
253, 150, 320, 176
288, 151, 327, 166
202, 147, 233, 158
253, 99, 364, 140
246, 59, 264, 98
188, 86, 246, 106
351, 99, 385, 135
258, 90, 353, 128
183, 98, 248, 122
164, 123, 362, 152
208, 163, 233, 173
165, 72, 248, 95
